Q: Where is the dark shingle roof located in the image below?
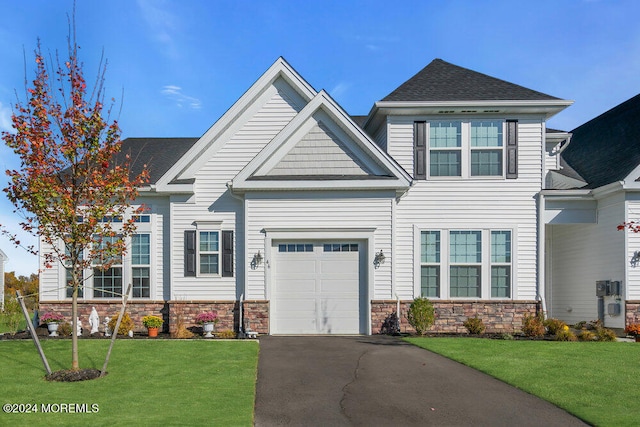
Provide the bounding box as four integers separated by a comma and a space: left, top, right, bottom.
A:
381, 59, 560, 102
562, 93, 640, 189
116, 137, 199, 184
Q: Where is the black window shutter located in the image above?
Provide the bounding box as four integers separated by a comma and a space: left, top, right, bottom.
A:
184, 230, 196, 277
506, 120, 518, 179
222, 230, 234, 277
414, 121, 427, 179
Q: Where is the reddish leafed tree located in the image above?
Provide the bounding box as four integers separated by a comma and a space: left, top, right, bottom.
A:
618, 222, 640, 233
2, 29, 148, 370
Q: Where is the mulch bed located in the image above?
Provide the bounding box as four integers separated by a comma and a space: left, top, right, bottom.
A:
46, 369, 104, 382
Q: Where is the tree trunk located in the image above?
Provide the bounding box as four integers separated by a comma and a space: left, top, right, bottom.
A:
71, 280, 79, 371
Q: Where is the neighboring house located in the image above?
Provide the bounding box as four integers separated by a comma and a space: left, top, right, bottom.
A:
543, 93, 640, 329
40, 57, 590, 335
0, 249, 6, 311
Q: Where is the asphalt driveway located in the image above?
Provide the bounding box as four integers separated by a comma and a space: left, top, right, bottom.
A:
254, 335, 587, 426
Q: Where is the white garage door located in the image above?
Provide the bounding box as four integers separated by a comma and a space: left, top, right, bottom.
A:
272, 242, 365, 334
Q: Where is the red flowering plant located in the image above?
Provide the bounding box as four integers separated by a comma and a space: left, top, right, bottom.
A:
625, 323, 640, 336
195, 311, 218, 325
40, 312, 64, 324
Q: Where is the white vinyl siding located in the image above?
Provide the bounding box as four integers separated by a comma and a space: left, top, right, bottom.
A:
547, 193, 626, 327
170, 80, 302, 300
245, 191, 393, 301
390, 118, 542, 300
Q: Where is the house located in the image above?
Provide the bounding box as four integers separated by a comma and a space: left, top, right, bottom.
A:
543, 93, 640, 329
39, 57, 596, 335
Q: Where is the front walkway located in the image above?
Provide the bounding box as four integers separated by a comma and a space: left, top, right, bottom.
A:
254, 336, 587, 426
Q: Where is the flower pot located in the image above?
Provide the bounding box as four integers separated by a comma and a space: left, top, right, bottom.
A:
47, 322, 59, 337
635, 335, 640, 343
202, 322, 215, 338
148, 327, 159, 338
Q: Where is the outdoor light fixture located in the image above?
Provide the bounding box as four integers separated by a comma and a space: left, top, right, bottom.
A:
374, 250, 385, 268
631, 251, 640, 267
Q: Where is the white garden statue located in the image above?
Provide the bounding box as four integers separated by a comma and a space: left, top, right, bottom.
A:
104, 316, 111, 337
89, 307, 100, 334
76, 317, 82, 336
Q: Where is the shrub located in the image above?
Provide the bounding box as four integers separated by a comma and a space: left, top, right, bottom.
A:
573, 320, 587, 330
499, 333, 514, 340
624, 323, 640, 336
544, 318, 568, 335
108, 313, 134, 336
595, 327, 618, 342
195, 311, 218, 325
216, 329, 237, 339
1, 298, 24, 334
463, 316, 486, 335
40, 311, 64, 324
554, 329, 577, 341
577, 330, 596, 341
58, 321, 73, 337
521, 314, 545, 338
407, 297, 435, 336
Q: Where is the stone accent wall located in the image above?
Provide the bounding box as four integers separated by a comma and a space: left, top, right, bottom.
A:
625, 301, 640, 325
371, 300, 540, 334
242, 300, 269, 334
168, 300, 238, 334
39, 301, 166, 333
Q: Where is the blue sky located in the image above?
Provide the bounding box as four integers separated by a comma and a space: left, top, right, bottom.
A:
1, 0, 639, 275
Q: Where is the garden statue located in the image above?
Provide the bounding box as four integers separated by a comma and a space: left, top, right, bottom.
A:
104, 316, 111, 337
76, 317, 82, 336
89, 307, 100, 334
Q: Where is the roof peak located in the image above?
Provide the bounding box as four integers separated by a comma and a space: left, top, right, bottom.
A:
381, 58, 561, 102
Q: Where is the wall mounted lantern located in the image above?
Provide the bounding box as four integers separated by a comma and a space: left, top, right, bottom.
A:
631, 251, 640, 267
374, 250, 385, 268
251, 250, 263, 269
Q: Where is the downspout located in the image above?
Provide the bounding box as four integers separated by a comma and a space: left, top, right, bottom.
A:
538, 189, 548, 316
227, 181, 246, 334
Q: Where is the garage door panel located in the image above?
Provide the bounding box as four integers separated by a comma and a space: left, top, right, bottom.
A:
273, 241, 364, 335
276, 279, 316, 294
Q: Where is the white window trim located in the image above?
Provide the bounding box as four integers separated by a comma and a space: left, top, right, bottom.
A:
415, 225, 515, 300
426, 119, 506, 180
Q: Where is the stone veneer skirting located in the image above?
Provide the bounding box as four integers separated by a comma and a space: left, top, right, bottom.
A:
41, 299, 640, 335
38, 300, 271, 334
625, 301, 640, 325
371, 300, 542, 334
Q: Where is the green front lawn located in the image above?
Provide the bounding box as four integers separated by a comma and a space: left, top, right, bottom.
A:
0, 340, 259, 426
406, 337, 640, 426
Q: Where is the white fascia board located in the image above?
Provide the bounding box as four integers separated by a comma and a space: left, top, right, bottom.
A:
374, 99, 574, 119
623, 164, 640, 189
154, 58, 317, 189
232, 178, 409, 192
233, 91, 411, 189
540, 189, 594, 200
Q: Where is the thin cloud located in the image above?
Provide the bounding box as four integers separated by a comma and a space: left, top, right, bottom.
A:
0, 101, 14, 134
330, 82, 351, 100
137, 0, 181, 59
161, 85, 202, 110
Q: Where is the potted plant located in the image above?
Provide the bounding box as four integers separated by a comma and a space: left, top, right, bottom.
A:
40, 312, 64, 337
142, 315, 164, 338
625, 323, 640, 342
195, 311, 218, 338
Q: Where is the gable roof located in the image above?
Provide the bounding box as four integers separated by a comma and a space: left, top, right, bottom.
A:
117, 137, 199, 185
154, 57, 317, 192
232, 90, 411, 192
382, 59, 561, 102
562, 93, 640, 189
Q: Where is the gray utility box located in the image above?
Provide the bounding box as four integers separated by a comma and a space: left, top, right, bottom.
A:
608, 303, 621, 316
596, 280, 609, 297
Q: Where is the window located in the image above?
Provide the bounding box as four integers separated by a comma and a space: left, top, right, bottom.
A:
323, 243, 358, 252
471, 120, 503, 176
429, 121, 462, 177
93, 235, 123, 298
185, 230, 233, 278
279, 243, 313, 252
414, 120, 513, 179
131, 234, 151, 298
199, 231, 219, 275
420, 231, 440, 297
419, 229, 513, 299
491, 231, 511, 298
449, 231, 481, 297
64, 245, 83, 298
